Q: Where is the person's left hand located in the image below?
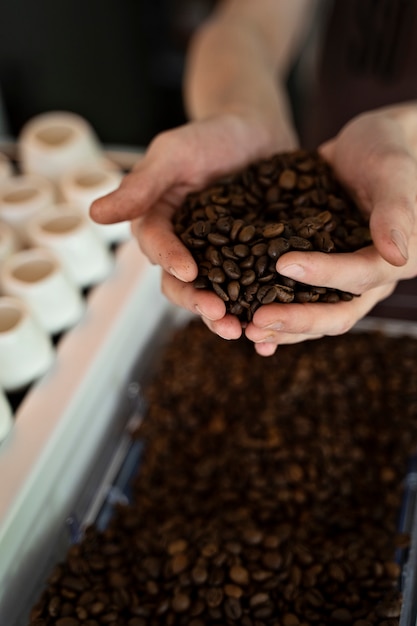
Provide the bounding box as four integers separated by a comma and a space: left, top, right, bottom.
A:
244, 105, 417, 356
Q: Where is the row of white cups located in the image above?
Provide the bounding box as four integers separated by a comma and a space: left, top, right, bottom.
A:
0, 111, 132, 443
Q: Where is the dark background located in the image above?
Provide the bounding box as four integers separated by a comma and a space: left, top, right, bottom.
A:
0, 0, 216, 146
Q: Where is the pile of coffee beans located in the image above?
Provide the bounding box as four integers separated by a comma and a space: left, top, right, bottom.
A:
28, 321, 417, 626
173, 150, 371, 323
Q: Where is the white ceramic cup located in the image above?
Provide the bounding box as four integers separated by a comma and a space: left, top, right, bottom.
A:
0, 387, 13, 444
0, 152, 13, 183
59, 165, 131, 244
18, 111, 106, 183
0, 296, 55, 392
0, 220, 20, 267
0, 173, 55, 244
26, 204, 114, 288
0, 247, 85, 335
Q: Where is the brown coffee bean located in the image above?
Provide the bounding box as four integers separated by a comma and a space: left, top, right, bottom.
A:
239, 224, 257, 243
279, 169, 297, 190
170, 553, 189, 574
208, 232, 229, 246
191, 566, 208, 585
167, 538, 188, 554
216, 216, 234, 234
267, 237, 290, 260
224, 597, 243, 620
289, 235, 313, 251
205, 246, 223, 266
256, 285, 278, 305
262, 551, 283, 570
223, 260, 241, 280
275, 285, 294, 303
212, 282, 229, 301
263, 222, 285, 238
205, 587, 223, 608
221, 245, 239, 260
171, 592, 191, 613
239, 254, 255, 269
234, 243, 250, 258
230, 218, 245, 240
249, 592, 270, 607
224, 584, 243, 598
229, 565, 250, 586
240, 270, 256, 286
192, 220, 211, 238
208, 267, 226, 284
227, 281, 241, 301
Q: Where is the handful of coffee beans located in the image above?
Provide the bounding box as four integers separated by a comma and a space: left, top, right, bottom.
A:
173, 150, 371, 323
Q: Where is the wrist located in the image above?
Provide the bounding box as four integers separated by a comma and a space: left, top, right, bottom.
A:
192, 104, 299, 163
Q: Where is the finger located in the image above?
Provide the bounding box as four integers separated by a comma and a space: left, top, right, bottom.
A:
254, 342, 279, 357
367, 152, 417, 266
320, 135, 417, 267
276, 246, 405, 296
90, 156, 180, 224
252, 331, 324, 356
161, 271, 227, 320
200, 314, 243, 341
132, 205, 198, 282
247, 282, 395, 338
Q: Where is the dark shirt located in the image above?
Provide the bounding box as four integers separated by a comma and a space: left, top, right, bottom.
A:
297, 0, 417, 321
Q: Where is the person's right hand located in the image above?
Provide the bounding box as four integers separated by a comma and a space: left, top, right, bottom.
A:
90, 112, 296, 340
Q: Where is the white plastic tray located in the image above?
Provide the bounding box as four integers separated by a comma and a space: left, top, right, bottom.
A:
0, 240, 175, 625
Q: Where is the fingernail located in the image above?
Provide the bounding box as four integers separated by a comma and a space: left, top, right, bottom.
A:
254, 334, 277, 344
278, 263, 305, 279
168, 266, 183, 281
261, 321, 284, 331
195, 305, 218, 322
391, 229, 409, 261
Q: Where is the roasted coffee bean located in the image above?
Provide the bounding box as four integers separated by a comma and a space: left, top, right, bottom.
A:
171, 592, 191, 613
275, 285, 294, 303
240, 270, 256, 286
227, 281, 241, 302
193, 220, 211, 238
256, 285, 278, 304
223, 260, 241, 280
207, 232, 229, 246
229, 565, 250, 586
288, 235, 313, 251
239, 254, 255, 269
212, 282, 229, 301
233, 243, 250, 258
208, 267, 226, 284
262, 222, 285, 238
216, 216, 234, 234
267, 237, 290, 260
279, 168, 297, 189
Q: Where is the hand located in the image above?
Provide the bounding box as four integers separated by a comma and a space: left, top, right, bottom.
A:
246, 105, 417, 356
90, 112, 296, 342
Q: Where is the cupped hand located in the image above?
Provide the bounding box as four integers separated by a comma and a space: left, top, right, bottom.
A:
90, 112, 295, 340
247, 105, 417, 355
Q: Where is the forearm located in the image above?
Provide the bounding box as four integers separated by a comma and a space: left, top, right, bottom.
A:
183, 0, 315, 154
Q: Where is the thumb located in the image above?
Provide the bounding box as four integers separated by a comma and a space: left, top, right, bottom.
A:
368, 154, 416, 267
